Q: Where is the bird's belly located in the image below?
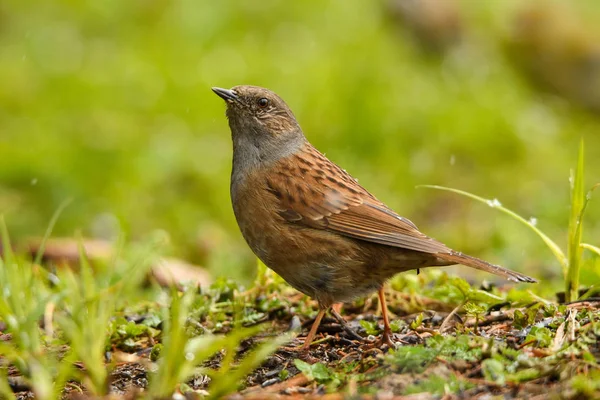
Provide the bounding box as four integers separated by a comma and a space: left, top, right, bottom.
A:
236, 206, 398, 306
231, 181, 437, 306
232, 196, 390, 305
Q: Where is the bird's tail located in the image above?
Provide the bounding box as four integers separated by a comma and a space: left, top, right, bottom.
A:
436, 251, 537, 283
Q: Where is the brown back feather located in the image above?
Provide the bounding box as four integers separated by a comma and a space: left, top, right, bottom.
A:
266, 144, 451, 254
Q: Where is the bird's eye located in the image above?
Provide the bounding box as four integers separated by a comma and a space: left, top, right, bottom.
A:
257, 98, 269, 108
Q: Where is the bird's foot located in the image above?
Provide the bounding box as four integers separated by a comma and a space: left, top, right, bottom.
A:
361, 329, 402, 351
375, 328, 397, 349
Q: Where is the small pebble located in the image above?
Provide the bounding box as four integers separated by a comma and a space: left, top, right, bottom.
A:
288, 315, 302, 331
261, 378, 280, 387
264, 369, 280, 378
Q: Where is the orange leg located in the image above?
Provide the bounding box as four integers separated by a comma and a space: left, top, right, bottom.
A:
300, 308, 327, 351
377, 287, 395, 347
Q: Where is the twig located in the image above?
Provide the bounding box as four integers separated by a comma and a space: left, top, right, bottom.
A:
439, 301, 465, 333
329, 307, 364, 341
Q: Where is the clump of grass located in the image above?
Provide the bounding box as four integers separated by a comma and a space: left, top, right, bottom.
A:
147, 286, 291, 398
0, 215, 284, 398
0, 218, 72, 400
294, 359, 342, 389
421, 140, 599, 303
0, 215, 158, 397
405, 373, 474, 396
53, 237, 157, 395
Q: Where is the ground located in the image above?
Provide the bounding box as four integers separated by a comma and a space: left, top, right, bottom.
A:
6, 268, 599, 399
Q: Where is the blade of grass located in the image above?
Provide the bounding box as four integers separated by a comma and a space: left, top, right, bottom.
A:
0, 216, 15, 266
147, 287, 197, 397
577, 183, 600, 259
51, 351, 78, 400
566, 140, 585, 302
417, 185, 567, 273
580, 286, 599, 300
33, 198, 73, 266
207, 332, 293, 399
0, 366, 17, 400
581, 243, 600, 257
0, 218, 74, 400
255, 258, 269, 287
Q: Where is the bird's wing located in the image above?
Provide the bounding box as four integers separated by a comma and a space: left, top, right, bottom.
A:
266, 147, 451, 254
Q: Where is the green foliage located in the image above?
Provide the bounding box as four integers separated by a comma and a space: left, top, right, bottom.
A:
359, 320, 380, 336
0, 218, 71, 400
482, 359, 507, 385
449, 277, 504, 305
513, 303, 546, 329
405, 373, 474, 396
409, 313, 425, 331
0, 217, 158, 396
3, 2, 600, 395
392, 271, 512, 310
426, 335, 483, 362
384, 335, 483, 376
294, 359, 342, 389
389, 319, 406, 333
421, 185, 568, 272
463, 302, 487, 324
482, 354, 544, 385
385, 345, 438, 373
525, 326, 553, 348
2, 0, 600, 283
571, 370, 600, 398
147, 287, 291, 398
0, 218, 284, 398
55, 239, 157, 394
109, 317, 159, 351
565, 141, 600, 301
566, 140, 586, 301
278, 368, 289, 381
294, 360, 331, 382
422, 140, 599, 302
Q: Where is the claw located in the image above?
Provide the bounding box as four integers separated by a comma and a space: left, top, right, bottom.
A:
375, 328, 397, 348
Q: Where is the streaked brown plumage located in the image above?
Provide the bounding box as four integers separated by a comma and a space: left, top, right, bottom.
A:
212, 85, 536, 351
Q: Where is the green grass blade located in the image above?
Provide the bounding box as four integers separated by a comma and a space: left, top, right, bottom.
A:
0, 367, 17, 400
418, 185, 567, 272
147, 287, 196, 397
581, 243, 600, 257
255, 258, 269, 287
208, 332, 293, 399
577, 183, 600, 259
0, 216, 15, 266
566, 140, 585, 302
33, 198, 73, 266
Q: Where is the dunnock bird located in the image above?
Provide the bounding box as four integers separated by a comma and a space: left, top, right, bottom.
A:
212, 85, 536, 350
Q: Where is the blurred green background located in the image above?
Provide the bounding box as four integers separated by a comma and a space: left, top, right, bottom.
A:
1, 0, 599, 285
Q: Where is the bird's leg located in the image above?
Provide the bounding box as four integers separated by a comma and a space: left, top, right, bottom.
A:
300, 308, 327, 351
377, 287, 395, 348
329, 306, 363, 341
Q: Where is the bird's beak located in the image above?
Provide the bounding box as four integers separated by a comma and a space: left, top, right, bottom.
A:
212, 87, 238, 102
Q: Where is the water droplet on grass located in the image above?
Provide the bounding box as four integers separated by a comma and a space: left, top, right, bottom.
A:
486, 198, 502, 208
529, 217, 538, 226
